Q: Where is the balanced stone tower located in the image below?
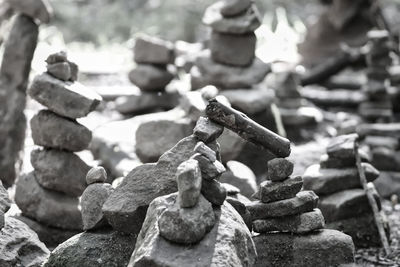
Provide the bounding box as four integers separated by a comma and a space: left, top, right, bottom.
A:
303, 133, 389, 247
116, 34, 179, 115
191, 0, 270, 90
15, 51, 102, 248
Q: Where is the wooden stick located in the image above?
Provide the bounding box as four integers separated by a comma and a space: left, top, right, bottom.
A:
354, 139, 391, 256
206, 99, 291, 158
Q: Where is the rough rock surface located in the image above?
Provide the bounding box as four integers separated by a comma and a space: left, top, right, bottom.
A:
267, 158, 294, 181
253, 229, 355, 267
44, 230, 136, 267
193, 116, 224, 143
129, 194, 256, 267
0, 181, 11, 214
0, 217, 50, 267
176, 159, 202, 208
258, 176, 303, 203
86, 166, 107, 185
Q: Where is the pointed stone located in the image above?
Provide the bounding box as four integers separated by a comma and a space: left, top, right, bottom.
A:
176, 159, 202, 208
86, 166, 107, 185
193, 116, 224, 143
258, 176, 303, 203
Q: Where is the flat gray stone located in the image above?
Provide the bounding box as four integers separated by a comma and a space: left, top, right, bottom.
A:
326, 134, 360, 160
201, 178, 227, 206
47, 62, 71, 81
371, 147, 400, 172
194, 141, 217, 162
31, 149, 90, 197
134, 35, 175, 64
29, 73, 101, 119
8, 0, 53, 23
193, 116, 224, 143
246, 191, 319, 220
319, 150, 370, 169
268, 158, 294, 181
129, 64, 174, 92
220, 0, 252, 17
86, 166, 107, 185
176, 159, 202, 208
258, 176, 303, 203
15, 172, 82, 230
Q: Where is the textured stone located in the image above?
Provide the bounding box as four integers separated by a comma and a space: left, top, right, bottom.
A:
47, 62, 71, 81
129, 196, 256, 267
0, 217, 50, 267
267, 158, 294, 181
194, 141, 217, 162
129, 64, 174, 92
81, 183, 114, 230
44, 230, 136, 267
86, 166, 107, 185
8, 0, 52, 23
319, 150, 370, 169
201, 178, 227, 206
219, 161, 257, 198
193, 116, 224, 143
31, 110, 92, 151
220, 0, 252, 17
158, 194, 215, 244
29, 73, 101, 119
31, 149, 90, 196
176, 159, 202, 208
247, 191, 318, 220
134, 35, 175, 64
303, 163, 380, 195
253, 209, 325, 234
253, 229, 355, 267
210, 31, 256, 66
258, 176, 303, 203
191, 153, 225, 180
326, 133, 358, 159
0, 181, 10, 214
15, 172, 82, 230
203, 2, 261, 34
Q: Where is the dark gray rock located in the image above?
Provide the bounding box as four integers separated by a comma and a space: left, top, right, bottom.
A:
8, 0, 52, 23
129, 64, 174, 92
44, 230, 136, 267
0, 217, 50, 267
201, 178, 227, 206
220, 0, 252, 17
357, 123, 400, 139
326, 133, 358, 159
134, 35, 175, 64
258, 176, 303, 203
129, 196, 256, 266
267, 158, 294, 181
365, 135, 399, 149
203, 2, 261, 34
0, 181, 11, 214
371, 147, 400, 172
226, 196, 252, 230
45, 51, 67, 64
86, 166, 107, 185
319, 150, 370, 169
246, 191, 319, 220
303, 163, 380, 195
191, 153, 225, 180
194, 141, 217, 162
15, 172, 82, 230
176, 159, 202, 208
210, 31, 256, 66
193, 116, 224, 143
158, 194, 215, 244
47, 62, 71, 81
31, 149, 90, 197
81, 183, 114, 230
253, 229, 355, 267
29, 73, 101, 119
30, 110, 92, 152
219, 161, 257, 198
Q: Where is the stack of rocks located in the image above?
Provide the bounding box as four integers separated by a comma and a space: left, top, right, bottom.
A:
191, 0, 270, 90
358, 30, 393, 122
303, 133, 389, 247
116, 35, 179, 115
15, 51, 102, 248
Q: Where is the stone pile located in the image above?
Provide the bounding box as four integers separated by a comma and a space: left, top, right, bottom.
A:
0, 0, 52, 188
115, 34, 179, 115
246, 157, 354, 266
15, 51, 102, 248
303, 133, 389, 247
358, 30, 393, 122
191, 0, 270, 90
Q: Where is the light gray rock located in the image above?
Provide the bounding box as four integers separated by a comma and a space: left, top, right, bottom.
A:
194, 141, 217, 162
303, 163, 380, 195
31, 149, 90, 197
86, 166, 107, 185
30, 110, 92, 152
253, 229, 355, 267
129, 64, 174, 92
257, 176, 303, 203
176, 159, 202, 208
44, 230, 136, 267
129, 195, 256, 267
246, 191, 319, 220
268, 158, 294, 181
210, 31, 256, 66
220, 0, 252, 17
219, 160, 257, 198
15, 172, 82, 230
158, 194, 215, 244
8, 0, 53, 23
191, 153, 225, 180
81, 183, 113, 230
201, 178, 227, 206
193, 116, 224, 143
203, 2, 261, 34
0, 217, 50, 267
134, 35, 175, 64
29, 73, 101, 119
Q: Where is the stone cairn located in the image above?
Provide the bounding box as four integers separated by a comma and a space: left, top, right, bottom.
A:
303, 133, 389, 247
191, 0, 270, 90
0, 0, 52, 188
116, 34, 179, 115
15, 51, 102, 248
358, 30, 393, 122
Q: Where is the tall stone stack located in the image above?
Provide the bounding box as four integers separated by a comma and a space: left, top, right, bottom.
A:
191, 0, 270, 90
247, 157, 355, 267
0, 0, 52, 188
116, 35, 179, 115
358, 30, 393, 122
303, 133, 389, 247
15, 51, 102, 248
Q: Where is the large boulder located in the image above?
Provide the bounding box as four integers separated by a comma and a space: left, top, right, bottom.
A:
44, 230, 136, 267
129, 193, 256, 267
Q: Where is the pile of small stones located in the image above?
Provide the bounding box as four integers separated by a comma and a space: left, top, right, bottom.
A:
303, 133, 388, 247
15, 51, 102, 247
